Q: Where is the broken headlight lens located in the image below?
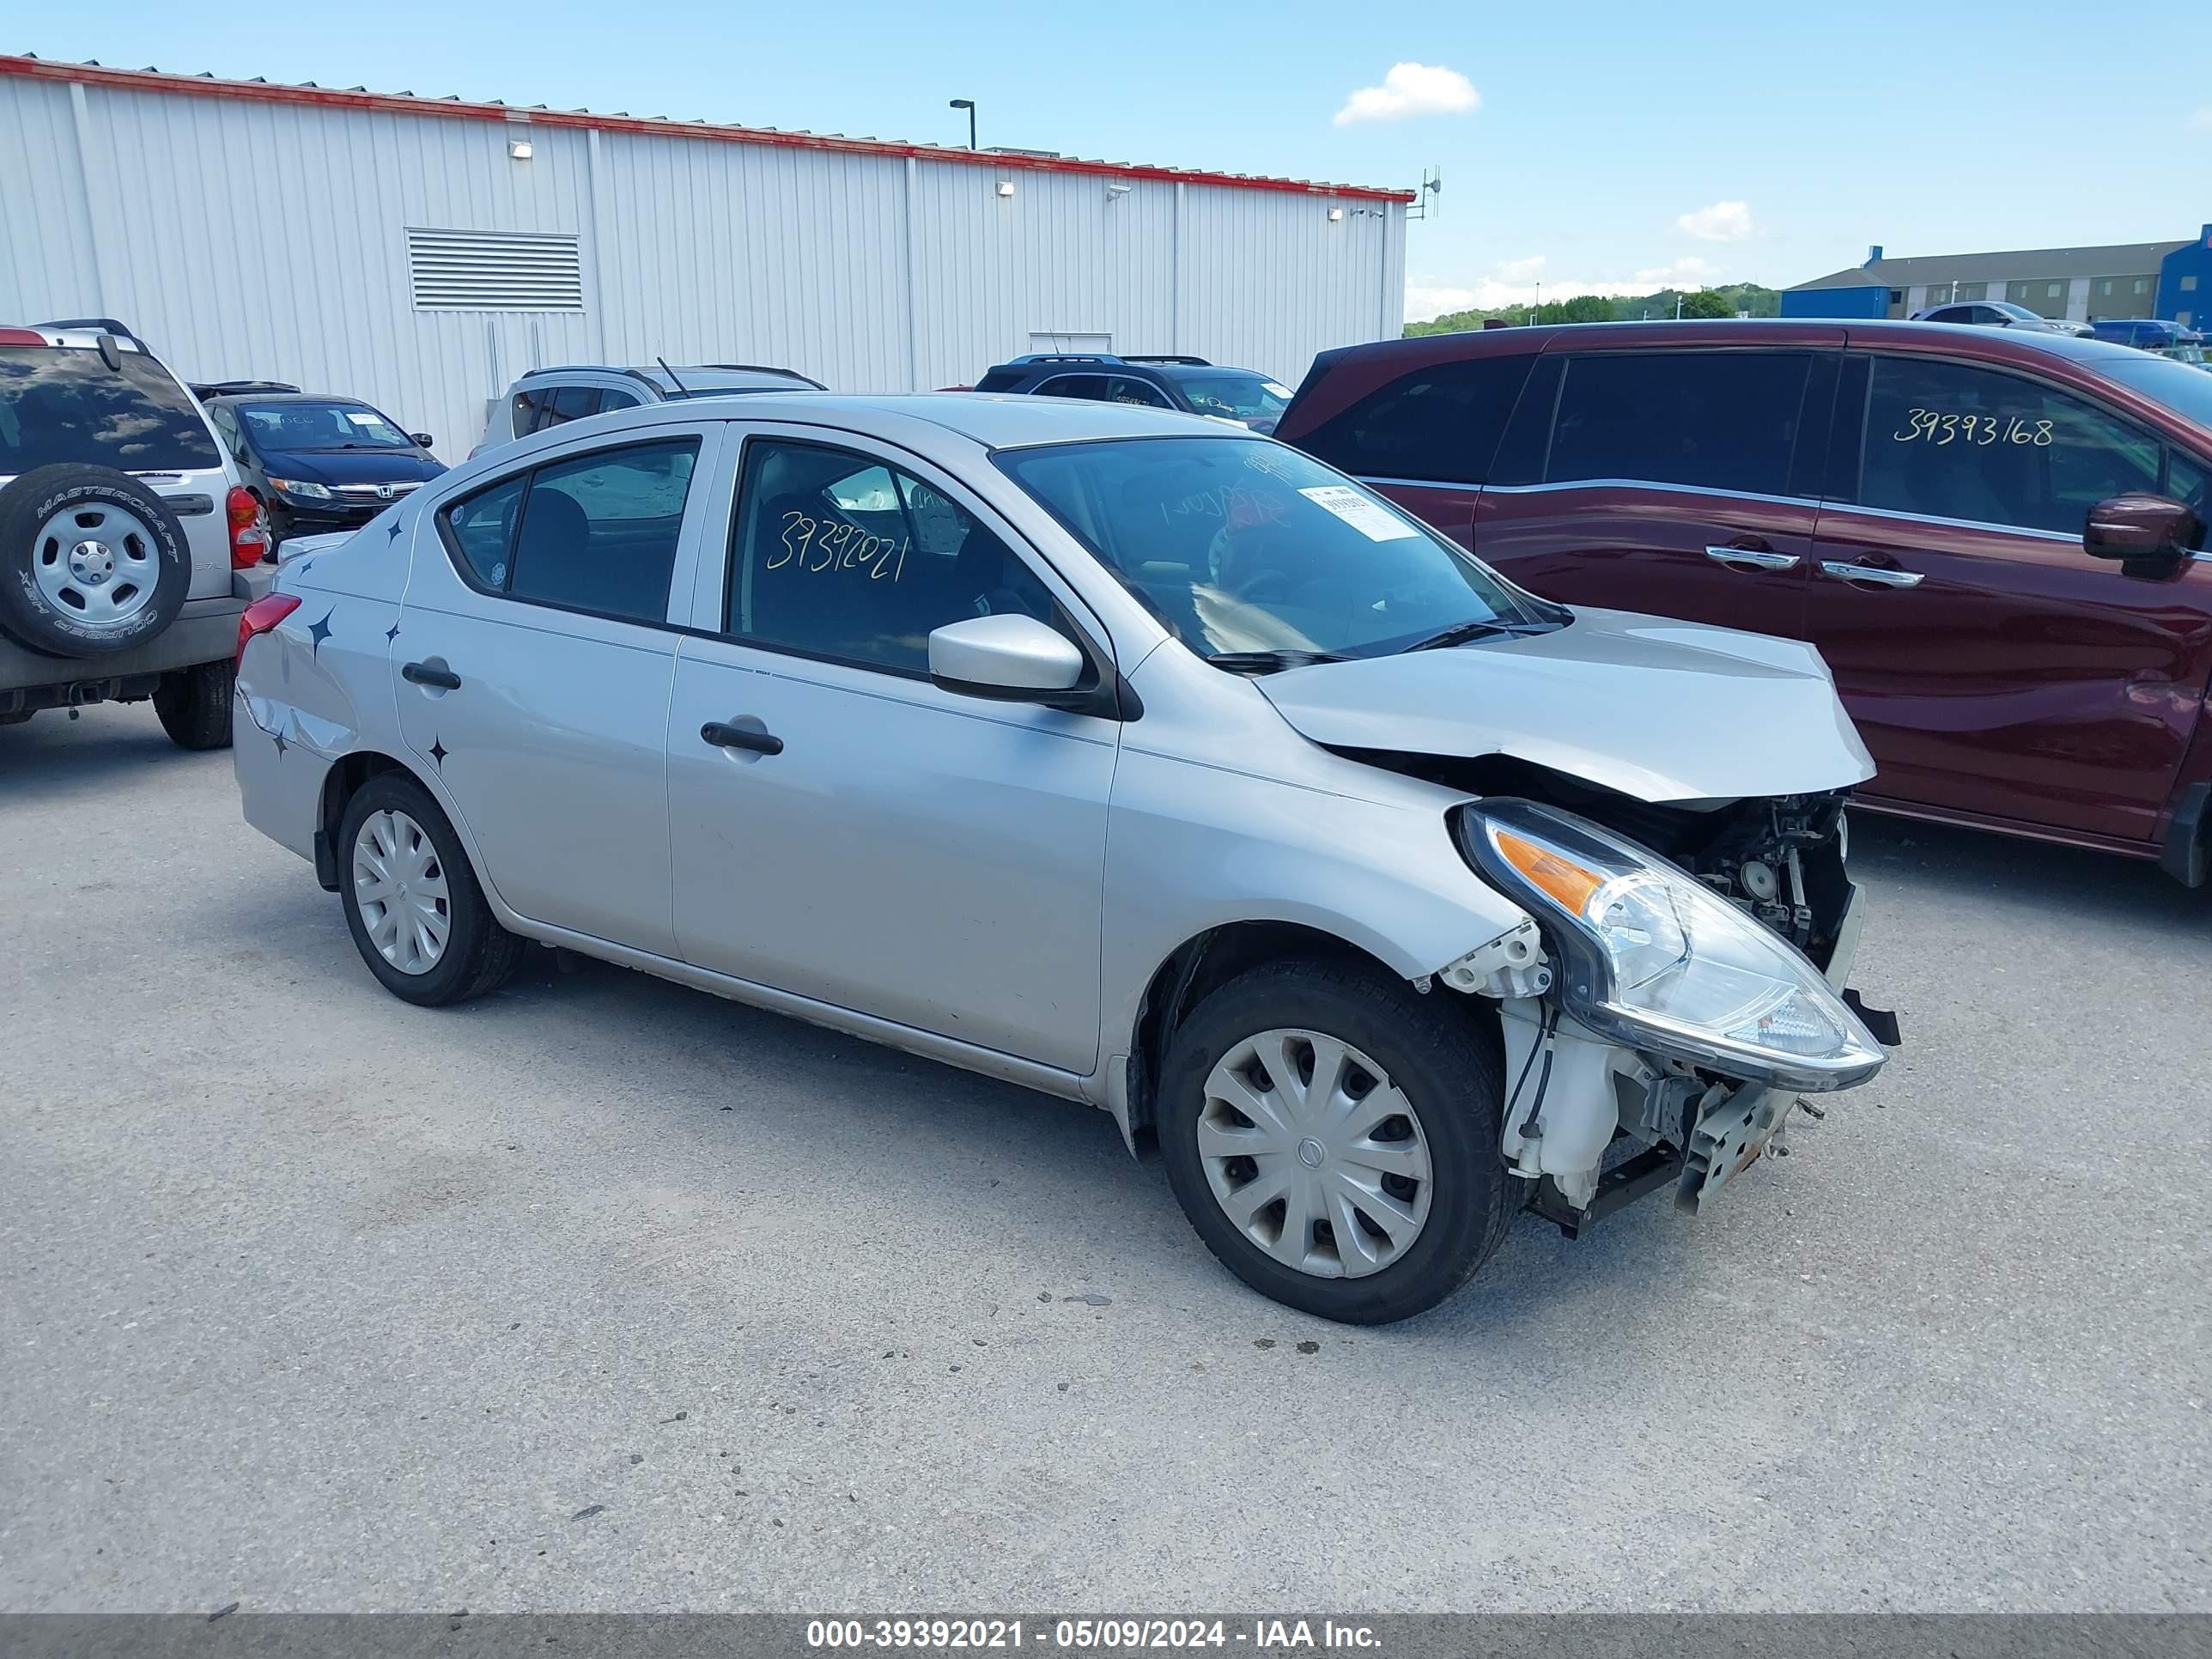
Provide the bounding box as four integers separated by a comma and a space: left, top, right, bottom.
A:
1460, 800, 1885, 1091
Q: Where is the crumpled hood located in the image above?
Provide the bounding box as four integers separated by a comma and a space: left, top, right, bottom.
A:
1255, 605, 1876, 804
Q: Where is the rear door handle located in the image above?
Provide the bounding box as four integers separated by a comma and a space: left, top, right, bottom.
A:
402, 661, 462, 690
701, 720, 783, 757
1819, 561, 1924, 590
1704, 546, 1800, 571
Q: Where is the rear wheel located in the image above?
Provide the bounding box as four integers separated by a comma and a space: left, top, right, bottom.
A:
152, 660, 234, 750
1158, 958, 1517, 1324
337, 772, 521, 1006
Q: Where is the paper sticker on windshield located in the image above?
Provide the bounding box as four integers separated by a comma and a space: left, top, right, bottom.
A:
345, 411, 382, 426
1298, 485, 1418, 541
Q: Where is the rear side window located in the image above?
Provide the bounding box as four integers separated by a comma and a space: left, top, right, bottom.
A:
1545, 350, 1813, 495
511, 384, 605, 437
437, 438, 699, 623
1291, 355, 1534, 485
1850, 356, 2163, 538
0, 345, 221, 473
1036, 375, 1109, 401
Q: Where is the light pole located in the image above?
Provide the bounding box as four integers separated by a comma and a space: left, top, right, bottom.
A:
949, 99, 976, 151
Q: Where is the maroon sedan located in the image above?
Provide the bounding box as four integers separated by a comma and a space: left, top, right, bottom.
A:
1277, 320, 2212, 883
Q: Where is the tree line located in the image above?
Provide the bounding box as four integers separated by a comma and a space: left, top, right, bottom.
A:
1407, 283, 1781, 335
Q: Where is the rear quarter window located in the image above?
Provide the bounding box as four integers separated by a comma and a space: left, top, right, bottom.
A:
1291, 354, 1536, 485
0, 346, 222, 473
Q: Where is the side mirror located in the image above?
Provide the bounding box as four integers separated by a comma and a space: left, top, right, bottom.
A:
928, 613, 1085, 702
2084, 493, 2202, 574
410, 433, 435, 450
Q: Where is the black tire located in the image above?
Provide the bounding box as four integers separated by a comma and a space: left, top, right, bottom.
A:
0, 465, 192, 657
336, 771, 522, 1007
1158, 958, 1518, 1324
152, 660, 235, 750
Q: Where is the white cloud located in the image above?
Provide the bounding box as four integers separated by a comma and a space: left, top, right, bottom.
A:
1634, 255, 1720, 285
2191, 106, 2212, 131
1334, 63, 1480, 127
1675, 200, 1754, 242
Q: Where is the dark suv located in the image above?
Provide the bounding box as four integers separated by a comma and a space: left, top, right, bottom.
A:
974, 355, 1296, 433
1276, 319, 2212, 883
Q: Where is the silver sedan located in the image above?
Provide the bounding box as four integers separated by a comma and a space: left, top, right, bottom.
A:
234, 392, 1888, 1322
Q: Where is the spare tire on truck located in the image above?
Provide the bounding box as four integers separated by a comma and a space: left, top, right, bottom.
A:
0, 464, 192, 658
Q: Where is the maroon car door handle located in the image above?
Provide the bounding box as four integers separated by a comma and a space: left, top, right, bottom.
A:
1819, 560, 1924, 590
1704, 545, 1800, 572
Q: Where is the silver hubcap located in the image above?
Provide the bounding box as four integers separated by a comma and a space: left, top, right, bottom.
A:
33, 503, 161, 629
352, 810, 452, 975
1198, 1028, 1433, 1279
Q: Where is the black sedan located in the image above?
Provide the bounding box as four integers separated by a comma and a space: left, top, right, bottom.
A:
199, 388, 446, 544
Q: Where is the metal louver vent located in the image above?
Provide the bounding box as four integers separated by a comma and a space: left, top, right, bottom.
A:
405, 228, 584, 312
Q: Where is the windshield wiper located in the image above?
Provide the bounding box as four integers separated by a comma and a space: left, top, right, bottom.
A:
1404, 617, 1554, 653
1204, 648, 1346, 676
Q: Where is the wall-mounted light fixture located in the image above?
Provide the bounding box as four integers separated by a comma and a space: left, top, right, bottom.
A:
1327, 207, 1343, 222
997, 179, 1016, 198
1106, 183, 1131, 199
509, 137, 534, 161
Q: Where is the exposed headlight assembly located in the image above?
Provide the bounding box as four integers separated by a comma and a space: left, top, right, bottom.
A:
1457, 799, 1885, 1092
268, 478, 332, 501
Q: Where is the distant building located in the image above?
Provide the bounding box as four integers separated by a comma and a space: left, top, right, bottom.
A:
1782, 230, 2212, 329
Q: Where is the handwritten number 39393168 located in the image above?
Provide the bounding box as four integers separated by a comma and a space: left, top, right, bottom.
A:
1891, 409, 2054, 447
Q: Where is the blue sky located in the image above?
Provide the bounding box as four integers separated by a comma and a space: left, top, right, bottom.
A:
18, 1, 2209, 319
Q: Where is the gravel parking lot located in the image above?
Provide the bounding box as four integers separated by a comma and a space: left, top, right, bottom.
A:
3, 702, 2209, 1613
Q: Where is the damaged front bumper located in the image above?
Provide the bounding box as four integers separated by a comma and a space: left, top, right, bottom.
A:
1480, 876, 1899, 1237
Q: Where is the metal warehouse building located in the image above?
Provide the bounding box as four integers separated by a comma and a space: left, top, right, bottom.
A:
0, 54, 1408, 459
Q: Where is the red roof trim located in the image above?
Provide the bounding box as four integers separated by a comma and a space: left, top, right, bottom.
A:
0, 55, 1415, 204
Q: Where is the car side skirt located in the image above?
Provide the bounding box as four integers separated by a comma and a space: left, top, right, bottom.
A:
501, 918, 1104, 1109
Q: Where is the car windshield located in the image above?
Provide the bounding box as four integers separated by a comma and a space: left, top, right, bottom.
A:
1174, 372, 1294, 428
0, 344, 220, 474
2100, 353, 2212, 429
238, 401, 412, 450
996, 436, 1553, 667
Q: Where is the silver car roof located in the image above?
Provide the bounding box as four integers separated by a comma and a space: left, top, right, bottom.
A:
624, 391, 1243, 450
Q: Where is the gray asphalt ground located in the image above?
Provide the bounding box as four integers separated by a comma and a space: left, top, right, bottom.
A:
3, 702, 2208, 1614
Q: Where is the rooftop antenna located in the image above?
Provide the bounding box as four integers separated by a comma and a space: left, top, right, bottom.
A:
657, 356, 696, 398
1407, 166, 1442, 222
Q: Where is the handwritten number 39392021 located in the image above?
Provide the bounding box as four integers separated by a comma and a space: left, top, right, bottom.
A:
771, 511, 909, 581
1892, 409, 2054, 447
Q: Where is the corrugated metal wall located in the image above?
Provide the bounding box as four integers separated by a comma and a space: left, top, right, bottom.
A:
1, 70, 1406, 459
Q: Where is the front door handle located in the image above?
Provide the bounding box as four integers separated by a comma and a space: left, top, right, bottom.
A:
701, 720, 784, 757
1704, 546, 1800, 572
401, 660, 462, 689
1819, 561, 1924, 590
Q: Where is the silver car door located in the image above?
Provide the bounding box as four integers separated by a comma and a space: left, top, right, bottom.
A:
392, 423, 724, 957
665, 424, 1121, 1075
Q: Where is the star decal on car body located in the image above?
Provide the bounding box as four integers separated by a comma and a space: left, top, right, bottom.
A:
385, 621, 402, 643
271, 728, 288, 757
307, 611, 334, 656
429, 738, 448, 769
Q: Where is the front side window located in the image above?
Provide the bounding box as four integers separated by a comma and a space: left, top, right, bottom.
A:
1102, 376, 1172, 409
726, 440, 1065, 675
0, 345, 221, 473
1546, 350, 1813, 496
1292, 355, 1535, 485
1855, 358, 2160, 536
997, 436, 1547, 665
436, 438, 698, 623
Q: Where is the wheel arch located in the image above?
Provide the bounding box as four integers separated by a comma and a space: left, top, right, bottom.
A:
314, 750, 428, 890
1115, 919, 1498, 1158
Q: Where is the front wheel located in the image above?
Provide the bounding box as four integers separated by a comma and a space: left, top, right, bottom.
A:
1158, 958, 1518, 1324
337, 771, 521, 1006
